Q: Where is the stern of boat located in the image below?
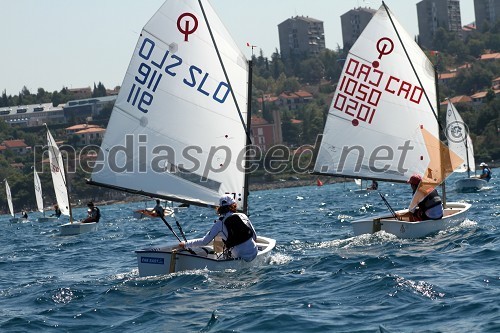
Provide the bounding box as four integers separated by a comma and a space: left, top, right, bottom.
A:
351, 202, 471, 238
136, 236, 276, 277
455, 178, 487, 192
60, 222, 98, 236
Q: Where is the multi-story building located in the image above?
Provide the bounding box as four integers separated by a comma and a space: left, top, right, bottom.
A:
340, 7, 376, 51
417, 0, 462, 49
63, 95, 117, 124
65, 124, 106, 146
251, 109, 283, 152
0, 139, 30, 155
0, 103, 66, 127
278, 16, 325, 59
474, 0, 500, 31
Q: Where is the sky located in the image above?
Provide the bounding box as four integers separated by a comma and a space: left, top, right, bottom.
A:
1, 0, 475, 96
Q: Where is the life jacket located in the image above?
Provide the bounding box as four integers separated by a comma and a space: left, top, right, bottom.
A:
418, 189, 442, 211
94, 207, 101, 222
222, 213, 253, 249
485, 167, 492, 179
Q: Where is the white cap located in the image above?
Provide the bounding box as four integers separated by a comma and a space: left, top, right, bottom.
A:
480, 162, 488, 167
219, 195, 236, 207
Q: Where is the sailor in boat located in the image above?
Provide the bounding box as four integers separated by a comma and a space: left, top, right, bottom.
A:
367, 180, 378, 190
179, 195, 258, 261
50, 204, 61, 218
81, 201, 100, 223
397, 174, 443, 222
479, 162, 492, 182
153, 199, 164, 217
21, 211, 28, 219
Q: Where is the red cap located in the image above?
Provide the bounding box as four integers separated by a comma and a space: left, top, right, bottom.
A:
407, 174, 422, 185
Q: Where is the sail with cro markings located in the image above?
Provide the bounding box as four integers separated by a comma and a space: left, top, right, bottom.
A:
88, 0, 249, 210
313, 3, 462, 210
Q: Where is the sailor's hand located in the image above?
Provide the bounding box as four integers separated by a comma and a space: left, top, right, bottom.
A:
179, 241, 186, 249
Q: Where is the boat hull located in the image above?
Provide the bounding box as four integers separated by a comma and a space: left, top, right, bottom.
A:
351, 202, 471, 238
9, 217, 28, 223
455, 178, 486, 192
38, 217, 59, 222
60, 222, 98, 236
135, 236, 276, 277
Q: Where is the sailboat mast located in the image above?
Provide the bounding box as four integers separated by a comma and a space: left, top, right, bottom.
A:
464, 133, 471, 178
434, 69, 447, 206
243, 60, 253, 215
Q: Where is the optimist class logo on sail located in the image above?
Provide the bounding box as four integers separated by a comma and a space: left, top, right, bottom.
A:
127, 12, 231, 113
333, 37, 424, 126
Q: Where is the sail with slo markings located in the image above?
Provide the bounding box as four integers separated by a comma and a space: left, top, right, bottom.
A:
89, 0, 249, 210
47, 129, 70, 216
313, 3, 463, 210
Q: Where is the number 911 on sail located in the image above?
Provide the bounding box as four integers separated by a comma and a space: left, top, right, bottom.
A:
126, 37, 231, 113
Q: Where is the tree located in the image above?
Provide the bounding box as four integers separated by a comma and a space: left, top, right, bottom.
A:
298, 58, 324, 84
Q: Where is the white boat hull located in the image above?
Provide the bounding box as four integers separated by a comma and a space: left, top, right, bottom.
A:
351, 202, 471, 238
455, 178, 486, 192
10, 217, 28, 223
135, 236, 276, 277
60, 222, 98, 236
38, 216, 59, 222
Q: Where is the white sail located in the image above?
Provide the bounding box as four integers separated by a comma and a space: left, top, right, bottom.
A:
446, 101, 475, 172
5, 180, 14, 217
47, 129, 70, 216
314, 4, 441, 183
90, 0, 249, 210
314, 4, 464, 210
34, 171, 44, 213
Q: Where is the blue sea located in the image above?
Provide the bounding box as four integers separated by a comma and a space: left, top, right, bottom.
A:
1, 170, 499, 332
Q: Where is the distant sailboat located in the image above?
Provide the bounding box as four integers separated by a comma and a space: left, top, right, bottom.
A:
313, 2, 470, 238
5, 180, 25, 223
317, 179, 323, 186
46, 126, 97, 235
445, 101, 486, 192
34, 170, 58, 222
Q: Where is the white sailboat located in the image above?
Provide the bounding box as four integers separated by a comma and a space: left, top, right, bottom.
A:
313, 2, 470, 238
132, 201, 174, 219
445, 101, 486, 192
5, 180, 25, 223
352, 178, 377, 194
88, 0, 275, 276
34, 170, 58, 222
46, 126, 97, 235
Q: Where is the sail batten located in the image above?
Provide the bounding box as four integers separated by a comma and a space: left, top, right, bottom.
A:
90, 0, 249, 210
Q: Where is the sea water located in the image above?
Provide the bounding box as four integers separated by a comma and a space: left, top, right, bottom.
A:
1, 169, 499, 332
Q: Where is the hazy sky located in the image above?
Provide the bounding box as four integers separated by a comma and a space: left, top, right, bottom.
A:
1, 0, 475, 95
